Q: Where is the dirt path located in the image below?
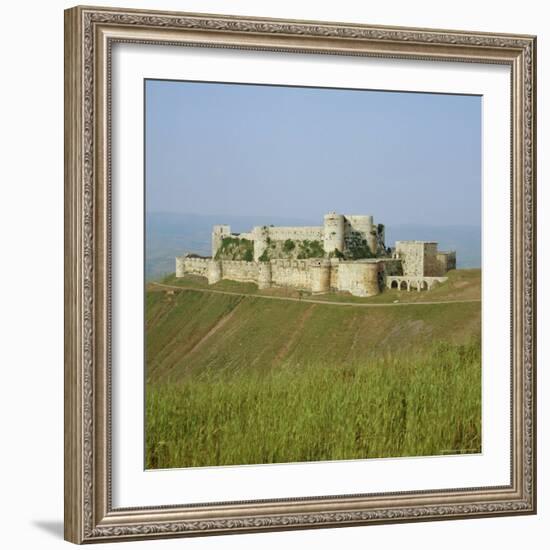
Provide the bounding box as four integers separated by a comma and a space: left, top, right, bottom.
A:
150, 282, 481, 308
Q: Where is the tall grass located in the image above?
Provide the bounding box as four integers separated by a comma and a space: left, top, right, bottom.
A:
146, 339, 481, 469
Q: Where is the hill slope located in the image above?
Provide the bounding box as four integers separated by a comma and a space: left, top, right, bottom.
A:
145, 274, 481, 468
146, 274, 481, 384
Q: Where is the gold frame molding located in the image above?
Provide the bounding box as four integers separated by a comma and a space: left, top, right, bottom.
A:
64, 5, 537, 544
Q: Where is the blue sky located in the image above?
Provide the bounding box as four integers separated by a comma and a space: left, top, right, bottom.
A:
145, 79, 481, 227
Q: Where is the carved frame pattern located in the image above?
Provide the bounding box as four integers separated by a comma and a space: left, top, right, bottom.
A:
64, 5, 536, 544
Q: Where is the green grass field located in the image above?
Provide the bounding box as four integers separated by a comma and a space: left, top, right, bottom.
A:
145, 270, 481, 469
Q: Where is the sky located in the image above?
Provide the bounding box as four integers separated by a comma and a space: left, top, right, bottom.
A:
145, 79, 481, 227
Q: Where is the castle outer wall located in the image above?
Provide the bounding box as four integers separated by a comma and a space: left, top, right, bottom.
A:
176, 256, 397, 297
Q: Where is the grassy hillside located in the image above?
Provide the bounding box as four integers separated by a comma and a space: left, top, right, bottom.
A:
146, 287, 480, 383
147, 343, 480, 468
145, 272, 481, 469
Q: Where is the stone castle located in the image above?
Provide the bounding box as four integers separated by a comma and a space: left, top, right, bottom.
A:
176, 213, 456, 297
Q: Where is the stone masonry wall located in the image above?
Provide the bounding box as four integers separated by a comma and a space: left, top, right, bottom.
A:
396, 241, 425, 277
178, 257, 396, 297
395, 241, 454, 278
265, 227, 323, 242
380, 259, 403, 276
271, 259, 311, 289
180, 257, 210, 277
329, 259, 340, 289
336, 261, 381, 297
221, 260, 258, 282
214, 215, 387, 262
423, 242, 442, 276
176, 256, 185, 277
232, 231, 255, 240
250, 226, 325, 262
344, 215, 376, 255
437, 251, 456, 273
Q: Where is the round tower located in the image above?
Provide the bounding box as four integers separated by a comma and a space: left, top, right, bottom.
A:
310, 259, 331, 293
363, 262, 382, 296
347, 215, 373, 231
207, 259, 222, 285
323, 212, 345, 255
347, 215, 377, 256
257, 261, 272, 289
175, 256, 185, 278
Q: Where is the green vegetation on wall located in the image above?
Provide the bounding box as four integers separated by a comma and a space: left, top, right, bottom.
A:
258, 238, 324, 261
329, 248, 345, 259
258, 249, 269, 262
215, 236, 254, 261
345, 233, 374, 260
296, 239, 325, 259
283, 239, 296, 252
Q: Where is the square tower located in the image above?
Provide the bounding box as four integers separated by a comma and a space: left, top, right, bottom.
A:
395, 241, 437, 277
211, 225, 231, 257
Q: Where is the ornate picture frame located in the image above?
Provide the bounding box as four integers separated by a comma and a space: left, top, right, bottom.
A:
64, 5, 536, 543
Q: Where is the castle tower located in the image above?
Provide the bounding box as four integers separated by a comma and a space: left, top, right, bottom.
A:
395, 241, 427, 277
323, 212, 345, 255
363, 262, 382, 296
346, 215, 378, 255
252, 226, 269, 261
211, 225, 231, 257
310, 259, 331, 293
175, 256, 185, 278
257, 261, 272, 289
207, 259, 222, 285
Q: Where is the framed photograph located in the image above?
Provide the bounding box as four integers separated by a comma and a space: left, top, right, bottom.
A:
64, 5, 537, 543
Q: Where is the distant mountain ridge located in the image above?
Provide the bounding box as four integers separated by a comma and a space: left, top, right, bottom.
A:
146, 212, 481, 281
